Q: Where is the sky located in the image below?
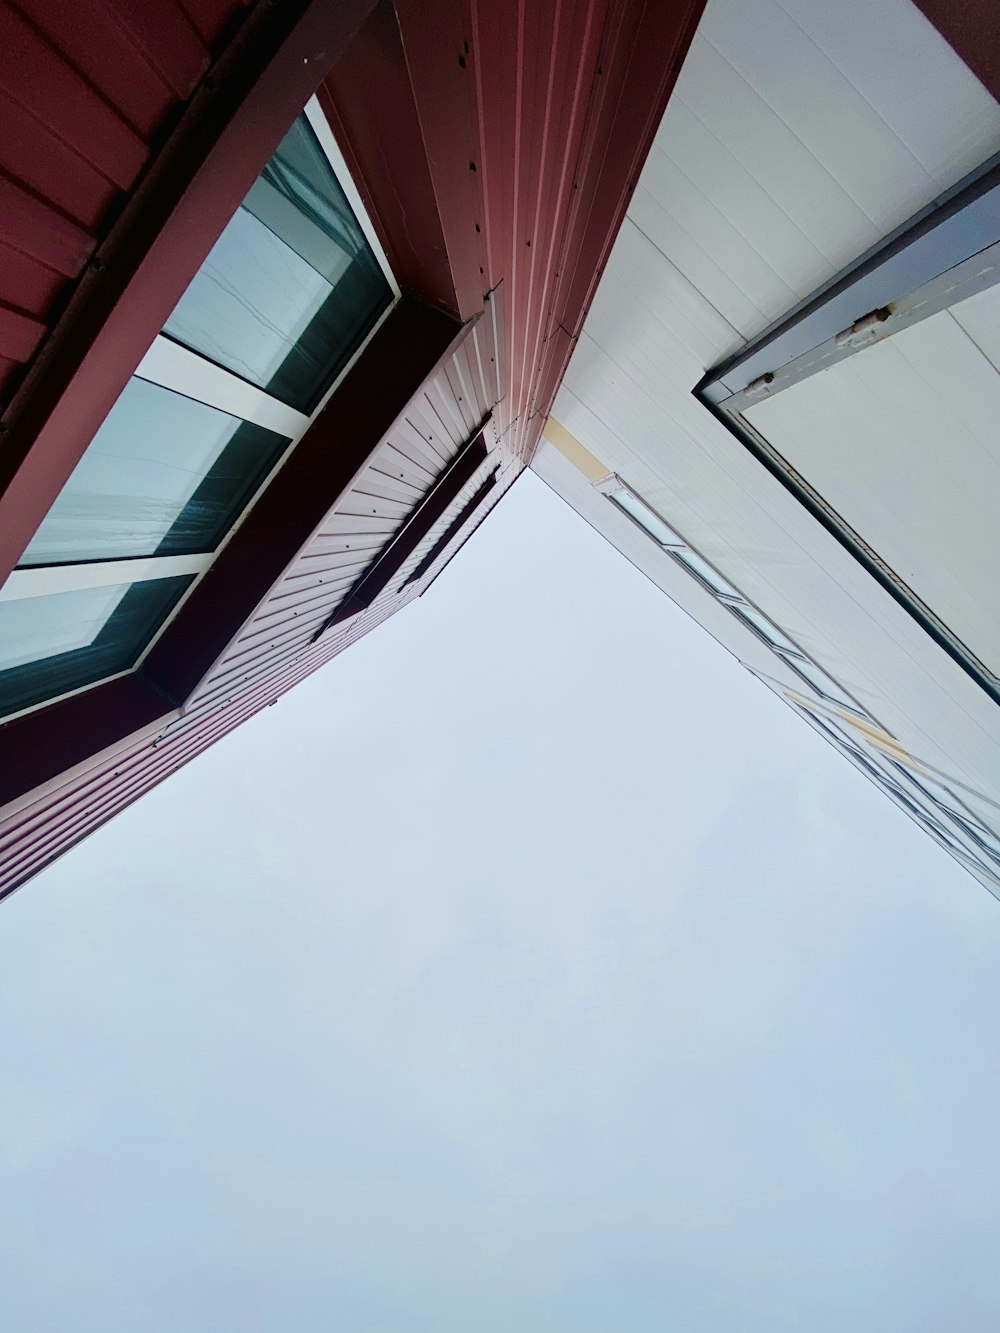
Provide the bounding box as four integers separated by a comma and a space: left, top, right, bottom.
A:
2, 472, 1000, 1332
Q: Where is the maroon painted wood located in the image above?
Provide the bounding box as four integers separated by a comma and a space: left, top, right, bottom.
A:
318, 429, 489, 631
318, 1, 463, 316
0, 676, 174, 813
0, 0, 708, 899
0, 0, 378, 584
0, 297, 464, 822
324, 0, 705, 468
142, 298, 466, 702
0, 0, 227, 406
406, 468, 499, 585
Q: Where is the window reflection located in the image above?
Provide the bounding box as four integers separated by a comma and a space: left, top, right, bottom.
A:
670, 547, 742, 600
0, 577, 192, 719
20, 379, 289, 566
164, 116, 392, 411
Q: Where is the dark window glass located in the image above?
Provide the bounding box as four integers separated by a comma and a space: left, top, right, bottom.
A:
19, 379, 289, 566
0, 577, 192, 719
163, 116, 393, 412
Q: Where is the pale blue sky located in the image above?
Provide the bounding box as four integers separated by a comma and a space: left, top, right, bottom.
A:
2, 474, 999, 1331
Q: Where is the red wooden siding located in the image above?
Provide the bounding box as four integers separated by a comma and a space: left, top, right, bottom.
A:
323, 0, 705, 466
159, 304, 503, 740
0, 0, 705, 900
0, 0, 248, 403
0, 309, 507, 898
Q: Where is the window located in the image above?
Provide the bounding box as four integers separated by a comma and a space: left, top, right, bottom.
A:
730, 604, 802, 657
790, 696, 1000, 882
405, 468, 499, 587
20, 379, 289, 566
164, 115, 393, 413
0, 576, 193, 720
0, 101, 396, 723
783, 656, 863, 714
608, 488, 685, 547
945, 814, 1000, 866
669, 548, 742, 601
697, 154, 1000, 707
890, 763, 1000, 868
315, 433, 490, 634
603, 476, 869, 717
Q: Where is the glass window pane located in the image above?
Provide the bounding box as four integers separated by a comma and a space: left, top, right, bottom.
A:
787, 657, 862, 712
19, 378, 289, 566
909, 776, 1000, 863
609, 489, 684, 546
164, 115, 393, 412
670, 547, 742, 600
897, 766, 998, 848
0, 577, 192, 719
959, 822, 1000, 865
730, 604, 802, 655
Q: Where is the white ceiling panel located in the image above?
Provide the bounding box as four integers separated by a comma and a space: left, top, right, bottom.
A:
537, 0, 1000, 826
745, 291, 1000, 675
584, 221, 742, 387
951, 281, 1000, 373
635, 0, 1000, 342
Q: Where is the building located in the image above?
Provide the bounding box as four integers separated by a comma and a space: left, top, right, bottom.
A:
2, 0, 998, 902
0, 0, 704, 899
532, 0, 1000, 895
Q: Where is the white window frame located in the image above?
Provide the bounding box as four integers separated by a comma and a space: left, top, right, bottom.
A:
600, 474, 872, 719
0, 96, 398, 725
790, 695, 1000, 883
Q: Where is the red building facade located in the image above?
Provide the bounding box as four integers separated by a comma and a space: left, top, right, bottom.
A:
0, 0, 704, 897
2, 0, 993, 901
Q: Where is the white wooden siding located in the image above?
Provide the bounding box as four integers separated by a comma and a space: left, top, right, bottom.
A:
746, 283, 1000, 676
632, 0, 1000, 350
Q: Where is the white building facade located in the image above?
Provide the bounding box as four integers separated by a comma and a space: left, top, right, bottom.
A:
533, 0, 1000, 897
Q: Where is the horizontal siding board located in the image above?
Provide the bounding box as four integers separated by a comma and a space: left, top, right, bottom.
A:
245, 600, 352, 641
280, 549, 380, 579
100, 0, 209, 100
353, 468, 426, 505
318, 511, 403, 538
364, 449, 437, 492
17, 0, 177, 139
0, 589, 415, 896
0, 302, 46, 362
262, 563, 363, 596
0, 5, 148, 191
440, 356, 481, 435
1, 0, 699, 898
0, 0, 244, 406
293, 541, 386, 569
264, 562, 366, 594
389, 418, 452, 473
170, 627, 374, 743
0, 88, 116, 231
179, 626, 352, 718
338, 491, 413, 522
0, 736, 171, 881
0, 173, 95, 278
233, 605, 333, 644
177, 0, 247, 48
423, 374, 469, 444
0, 243, 65, 321
237, 593, 340, 635
227, 615, 327, 660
